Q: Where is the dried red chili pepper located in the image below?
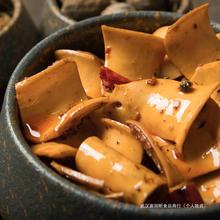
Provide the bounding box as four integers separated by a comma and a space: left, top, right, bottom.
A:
100, 66, 131, 90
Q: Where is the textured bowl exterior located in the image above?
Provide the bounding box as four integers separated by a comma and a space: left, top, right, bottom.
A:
0, 0, 39, 107
40, 0, 192, 37
0, 12, 220, 220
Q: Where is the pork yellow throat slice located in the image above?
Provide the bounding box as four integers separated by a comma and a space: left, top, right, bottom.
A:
16, 58, 108, 143
32, 142, 77, 159
160, 55, 182, 80
51, 161, 105, 190
75, 136, 167, 205
152, 135, 220, 187
55, 117, 97, 148
195, 170, 220, 205
55, 50, 102, 98
152, 26, 182, 80
127, 120, 184, 187
191, 61, 220, 106
153, 26, 169, 39
127, 98, 220, 187
165, 4, 220, 79
95, 118, 144, 164
102, 25, 165, 80
106, 79, 218, 155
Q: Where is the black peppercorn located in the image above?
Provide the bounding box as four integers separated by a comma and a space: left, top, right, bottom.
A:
179, 78, 193, 93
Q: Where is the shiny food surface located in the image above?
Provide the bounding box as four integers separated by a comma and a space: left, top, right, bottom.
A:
15, 4, 220, 206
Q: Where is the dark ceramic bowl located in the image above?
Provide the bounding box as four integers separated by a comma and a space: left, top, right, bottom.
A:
0, 0, 39, 107
1, 12, 220, 220
41, 0, 75, 37
40, 0, 192, 37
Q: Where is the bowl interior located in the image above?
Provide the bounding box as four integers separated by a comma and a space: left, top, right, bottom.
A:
4, 11, 220, 217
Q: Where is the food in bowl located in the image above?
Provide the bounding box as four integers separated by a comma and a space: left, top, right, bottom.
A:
15, 4, 220, 206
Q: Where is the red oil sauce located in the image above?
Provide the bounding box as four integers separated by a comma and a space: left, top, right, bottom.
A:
23, 114, 64, 141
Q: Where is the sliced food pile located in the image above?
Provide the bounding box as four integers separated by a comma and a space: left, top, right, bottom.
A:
16, 4, 220, 206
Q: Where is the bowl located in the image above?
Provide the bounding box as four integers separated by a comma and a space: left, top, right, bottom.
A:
1, 11, 220, 219
40, 0, 192, 37
40, 0, 74, 37
0, 0, 39, 107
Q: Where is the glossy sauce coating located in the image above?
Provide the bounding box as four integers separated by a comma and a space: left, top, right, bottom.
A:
76, 136, 167, 205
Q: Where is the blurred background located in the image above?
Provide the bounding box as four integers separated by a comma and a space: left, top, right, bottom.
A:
193, 0, 220, 22
1, 0, 220, 219
1, 0, 220, 105
22, 0, 220, 30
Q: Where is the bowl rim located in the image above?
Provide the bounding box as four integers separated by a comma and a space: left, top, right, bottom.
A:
3, 11, 220, 217
0, 0, 21, 37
